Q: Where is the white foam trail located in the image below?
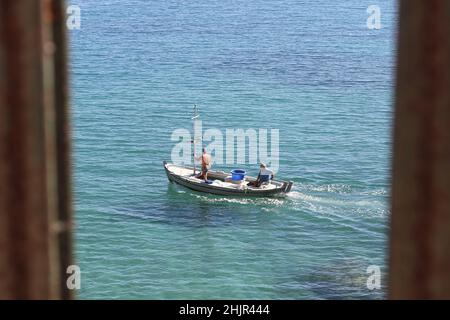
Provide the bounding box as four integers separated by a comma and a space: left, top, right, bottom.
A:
287, 188, 388, 218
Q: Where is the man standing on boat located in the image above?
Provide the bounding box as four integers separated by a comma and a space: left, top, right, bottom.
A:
195, 148, 212, 181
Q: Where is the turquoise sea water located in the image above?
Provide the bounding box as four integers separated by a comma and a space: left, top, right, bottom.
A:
71, 0, 397, 299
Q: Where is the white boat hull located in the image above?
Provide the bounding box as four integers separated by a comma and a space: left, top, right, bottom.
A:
163, 161, 293, 197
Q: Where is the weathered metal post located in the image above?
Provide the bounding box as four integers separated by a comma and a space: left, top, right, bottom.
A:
390, 0, 450, 299
0, 0, 73, 299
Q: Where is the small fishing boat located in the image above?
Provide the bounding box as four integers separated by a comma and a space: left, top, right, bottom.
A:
164, 105, 293, 197
163, 161, 293, 197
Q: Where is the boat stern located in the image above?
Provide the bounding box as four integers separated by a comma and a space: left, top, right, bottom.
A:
284, 181, 294, 193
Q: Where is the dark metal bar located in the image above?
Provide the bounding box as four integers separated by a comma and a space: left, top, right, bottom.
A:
390, 0, 450, 299
49, 0, 74, 300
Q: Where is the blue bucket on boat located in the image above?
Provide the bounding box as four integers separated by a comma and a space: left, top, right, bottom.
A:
231, 169, 246, 181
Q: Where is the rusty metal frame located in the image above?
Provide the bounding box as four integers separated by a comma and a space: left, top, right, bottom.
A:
390, 0, 450, 299
0, 0, 73, 299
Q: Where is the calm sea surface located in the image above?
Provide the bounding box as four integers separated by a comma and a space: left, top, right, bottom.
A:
70, 0, 397, 299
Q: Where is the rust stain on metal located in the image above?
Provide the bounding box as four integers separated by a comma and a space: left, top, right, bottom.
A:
1, 0, 47, 299
0, 0, 73, 299
390, 0, 450, 299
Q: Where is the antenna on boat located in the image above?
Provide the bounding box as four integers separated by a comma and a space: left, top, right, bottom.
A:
191, 105, 200, 175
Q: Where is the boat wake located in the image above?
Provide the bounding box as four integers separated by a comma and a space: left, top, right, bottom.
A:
287, 184, 388, 218
171, 180, 389, 219
190, 192, 287, 207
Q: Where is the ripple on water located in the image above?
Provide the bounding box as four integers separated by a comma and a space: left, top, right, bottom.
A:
73, 0, 395, 299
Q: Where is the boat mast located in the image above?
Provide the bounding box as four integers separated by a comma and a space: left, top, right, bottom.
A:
192, 105, 199, 175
